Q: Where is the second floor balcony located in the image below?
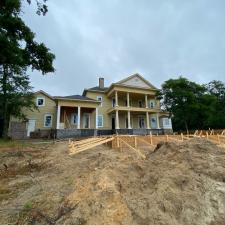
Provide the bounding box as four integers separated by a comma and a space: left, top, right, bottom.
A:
107, 90, 160, 113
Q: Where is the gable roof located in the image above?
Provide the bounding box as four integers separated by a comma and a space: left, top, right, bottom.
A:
115, 73, 158, 89
34, 90, 54, 100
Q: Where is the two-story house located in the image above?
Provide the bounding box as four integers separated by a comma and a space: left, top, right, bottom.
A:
9, 74, 172, 139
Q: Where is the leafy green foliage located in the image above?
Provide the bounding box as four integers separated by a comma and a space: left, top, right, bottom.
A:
158, 77, 225, 132
0, 0, 55, 138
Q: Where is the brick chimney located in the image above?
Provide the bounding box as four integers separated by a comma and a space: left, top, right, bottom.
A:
99, 77, 104, 89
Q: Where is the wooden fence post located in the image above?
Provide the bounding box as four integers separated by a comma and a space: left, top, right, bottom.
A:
181, 133, 184, 141
134, 136, 137, 148
116, 136, 119, 148
150, 133, 153, 145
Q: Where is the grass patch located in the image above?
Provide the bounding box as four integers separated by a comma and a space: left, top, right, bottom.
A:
0, 139, 34, 149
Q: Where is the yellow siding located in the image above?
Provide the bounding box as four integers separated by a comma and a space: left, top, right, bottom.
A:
12, 92, 57, 130
85, 91, 112, 129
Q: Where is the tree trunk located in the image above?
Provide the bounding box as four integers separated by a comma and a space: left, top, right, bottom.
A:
2, 65, 9, 139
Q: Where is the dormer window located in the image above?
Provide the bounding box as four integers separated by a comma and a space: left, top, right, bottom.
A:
36, 97, 45, 107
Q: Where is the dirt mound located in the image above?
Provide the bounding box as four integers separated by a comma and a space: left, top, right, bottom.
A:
63, 138, 225, 225
1, 138, 225, 225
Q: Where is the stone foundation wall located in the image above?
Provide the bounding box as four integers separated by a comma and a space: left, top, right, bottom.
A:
57, 129, 96, 139
30, 129, 56, 139
163, 129, 173, 134
56, 128, 173, 139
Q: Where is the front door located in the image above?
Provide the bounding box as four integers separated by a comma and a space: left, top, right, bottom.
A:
27, 119, 36, 137
112, 116, 115, 129
83, 113, 90, 128
138, 116, 145, 128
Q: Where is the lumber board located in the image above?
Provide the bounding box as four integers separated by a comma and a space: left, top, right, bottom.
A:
74, 137, 108, 148
137, 137, 154, 146
69, 137, 114, 155
70, 137, 108, 150
119, 138, 146, 159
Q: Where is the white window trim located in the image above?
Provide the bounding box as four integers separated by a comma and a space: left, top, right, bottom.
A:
98, 115, 104, 128
97, 96, 103, 106
36, 97, 45, 107
149, 100, 155, 109
71, 113, 78, 125
44, 114, 53, 128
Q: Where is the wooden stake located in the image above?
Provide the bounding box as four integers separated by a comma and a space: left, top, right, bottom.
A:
134, 136, 137, 148
181, 133, 184, 141
150, 133, 153, 145
119, 138, 146, 159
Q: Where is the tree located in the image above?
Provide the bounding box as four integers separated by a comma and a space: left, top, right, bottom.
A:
205, 80, 225, 128
158, 77, 210, 132
0, 0, 55, 138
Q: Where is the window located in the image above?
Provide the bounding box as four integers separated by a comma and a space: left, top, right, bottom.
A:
138, 100, 143, 108
98, 115, 103, 127
164, 118, 170, 126
112, 98, 116, 107
97, 96, 103, 106
149, 100, 155, 109
36, 97, 45, 107
71, 113, 78, 125
44, 114, 52, 127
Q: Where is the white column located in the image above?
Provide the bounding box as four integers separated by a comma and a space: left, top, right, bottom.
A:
115, 91, 118, 106
156, 113, 160, 129
77, 106, 81, 129
127, 92, 130, 107
146, 112, 150, 129
116, 110, 119, 129
128, 111, 131, 129
145, 94, 148, 108
95, 107, 98, 129
56, 105, 61, 129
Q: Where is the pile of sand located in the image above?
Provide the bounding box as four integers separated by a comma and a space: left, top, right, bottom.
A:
1, 138, 225, 225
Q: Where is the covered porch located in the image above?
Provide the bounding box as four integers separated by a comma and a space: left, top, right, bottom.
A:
55, 97, 101, 136
109, 110, 172, 134
57, 106, 97, 129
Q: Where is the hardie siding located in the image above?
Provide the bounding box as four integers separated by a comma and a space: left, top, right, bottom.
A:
11, 93, 57, 130
85, 91, 112, 129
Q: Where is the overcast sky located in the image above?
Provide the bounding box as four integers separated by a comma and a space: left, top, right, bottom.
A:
22, 0, 225, 96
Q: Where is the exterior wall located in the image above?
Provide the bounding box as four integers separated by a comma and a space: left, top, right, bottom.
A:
22, 92, 57, 130
85, 91, 112, 129
9, 92, 57, 138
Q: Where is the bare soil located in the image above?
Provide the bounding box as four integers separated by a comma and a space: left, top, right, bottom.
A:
1, 138, 225, 225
